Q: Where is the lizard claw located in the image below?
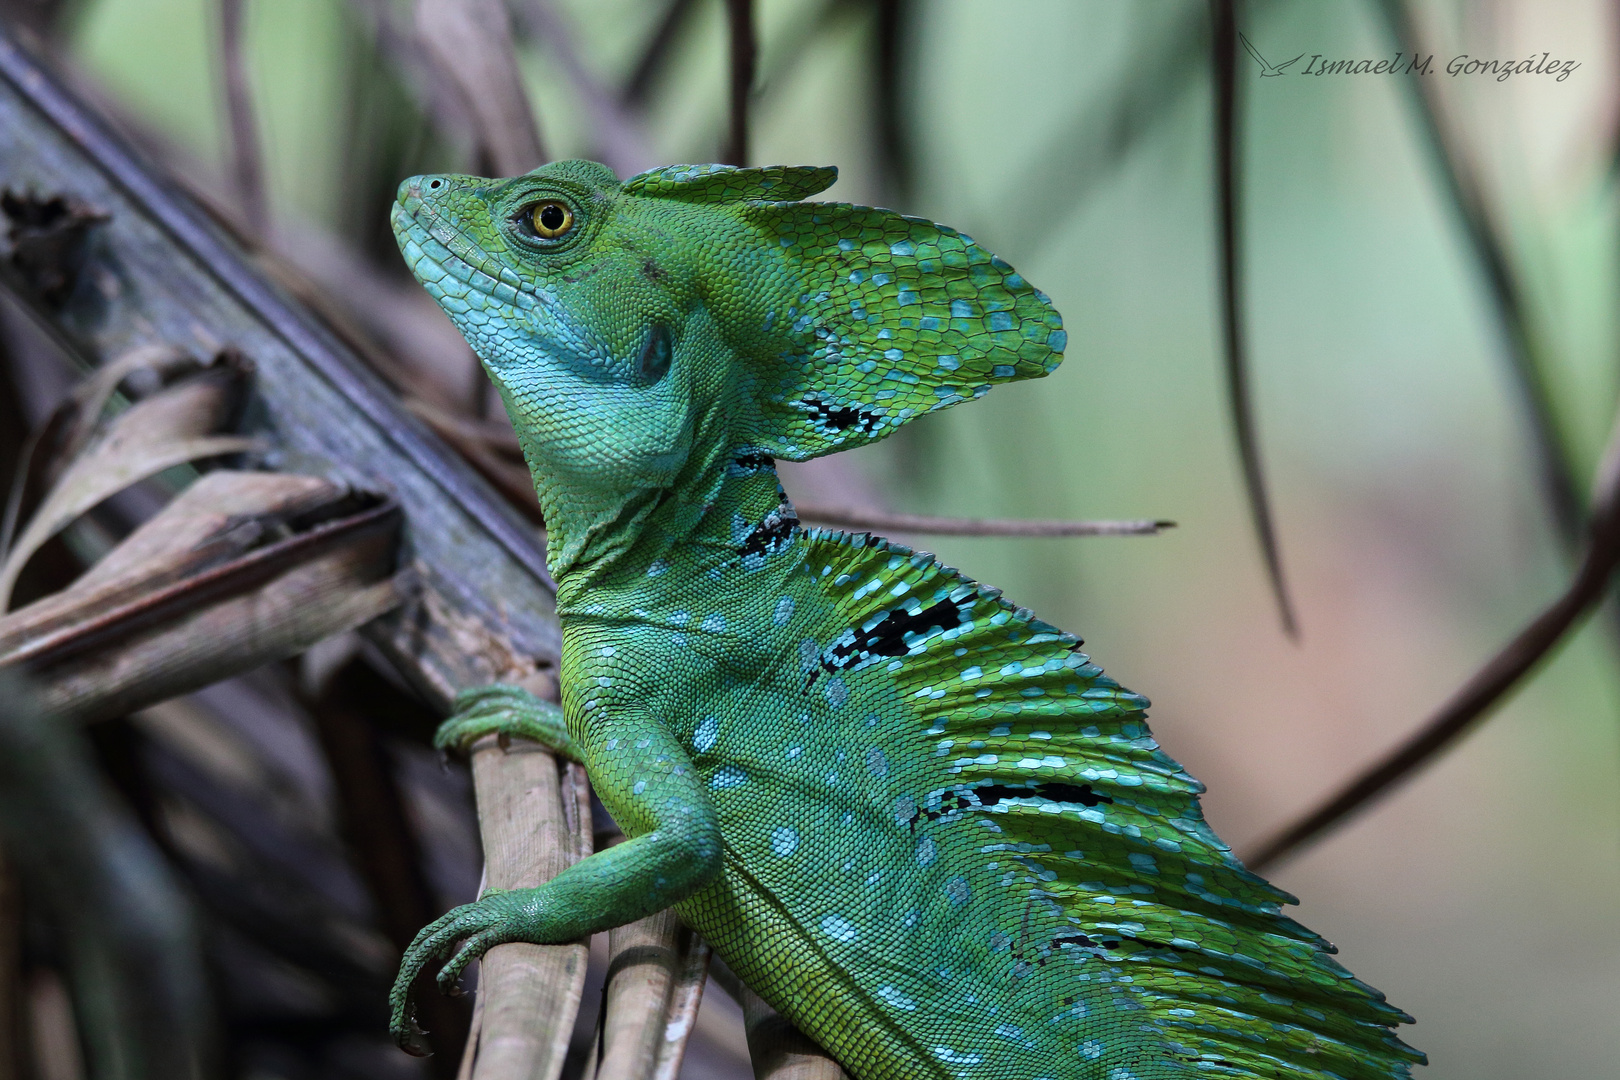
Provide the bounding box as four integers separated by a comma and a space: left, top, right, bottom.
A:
389, 889, 537, 1053
393, 1014, 430, 1058
434, 683, 583, 760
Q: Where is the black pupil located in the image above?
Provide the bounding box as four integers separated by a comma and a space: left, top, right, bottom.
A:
539, 204, 566, 232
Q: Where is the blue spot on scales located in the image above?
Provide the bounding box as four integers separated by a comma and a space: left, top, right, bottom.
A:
711, 766, 747, 789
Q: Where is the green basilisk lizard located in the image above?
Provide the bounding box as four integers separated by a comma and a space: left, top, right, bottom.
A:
387, 160, 1423, 1079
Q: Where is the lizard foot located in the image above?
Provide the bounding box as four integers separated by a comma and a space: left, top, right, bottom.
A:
388, 887, 550, 1055
434, 683, 583, 761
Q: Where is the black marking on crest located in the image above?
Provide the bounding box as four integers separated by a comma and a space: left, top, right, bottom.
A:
798, 393, 884, 436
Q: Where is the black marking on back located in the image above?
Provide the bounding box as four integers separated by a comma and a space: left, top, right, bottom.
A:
1051, 930, 1170, 954
730, 449, 776, 473
897, 780, 1112, 830
821, 597, 969, 673
738, 503, 800, 561
976, 781, 1110, 808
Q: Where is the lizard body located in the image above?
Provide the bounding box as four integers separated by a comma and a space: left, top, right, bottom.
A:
388, 160, 1423, 1079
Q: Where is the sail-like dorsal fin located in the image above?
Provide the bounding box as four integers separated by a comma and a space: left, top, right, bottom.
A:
797, 528, 1426, 1079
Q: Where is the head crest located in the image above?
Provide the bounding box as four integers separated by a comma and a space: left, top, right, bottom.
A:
715, 199, 1067, 460
623, 163, 839, 204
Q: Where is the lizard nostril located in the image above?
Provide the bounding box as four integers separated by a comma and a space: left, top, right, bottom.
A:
427, 178, 443, 191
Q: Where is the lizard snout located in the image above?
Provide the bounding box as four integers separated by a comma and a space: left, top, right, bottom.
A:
396, 174, 452, 208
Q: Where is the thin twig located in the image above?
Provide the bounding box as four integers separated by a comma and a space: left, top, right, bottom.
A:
723, 0, 755, 166
392, 408, 1165, 540
0, 426, 41, 566
633, 0, 851, 183
795, 505, 1174, 538
1245, 402, 1620, 873
1375, 0, 1583, 545
399, 403, 1167, 539
623, 0, 699, 107
1210, 0, 1297, 639
219, 0, 268, 238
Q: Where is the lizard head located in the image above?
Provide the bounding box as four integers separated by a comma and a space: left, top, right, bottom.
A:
392, 160, 1065, 509
393, 159, 703, 502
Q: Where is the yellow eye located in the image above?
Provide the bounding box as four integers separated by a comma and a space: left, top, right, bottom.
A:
531, 200, 574, 239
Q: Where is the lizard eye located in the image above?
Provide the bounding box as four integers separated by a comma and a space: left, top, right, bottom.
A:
530, 200, 574, 239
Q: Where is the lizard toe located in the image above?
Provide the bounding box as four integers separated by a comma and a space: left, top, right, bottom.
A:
437, 928, 509, 994
451, 682, 536, 713
434, 684, 580, 759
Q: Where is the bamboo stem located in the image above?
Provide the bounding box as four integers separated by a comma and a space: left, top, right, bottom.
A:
738, 983, 848, 1080
460, 732, 591, 1080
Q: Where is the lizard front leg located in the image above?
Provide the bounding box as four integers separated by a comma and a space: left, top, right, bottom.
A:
389, 712, 721, 1054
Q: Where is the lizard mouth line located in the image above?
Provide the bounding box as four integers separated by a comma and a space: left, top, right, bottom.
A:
390, 199, 544, 314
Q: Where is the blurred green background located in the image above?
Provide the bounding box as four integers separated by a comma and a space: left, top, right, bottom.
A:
46, 0, 1620, 1074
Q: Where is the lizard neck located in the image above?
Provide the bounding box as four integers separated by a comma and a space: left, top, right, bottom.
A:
535, 432, 794, 614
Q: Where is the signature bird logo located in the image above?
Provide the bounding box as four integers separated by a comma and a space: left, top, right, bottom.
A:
1239, 32, 1303, 76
